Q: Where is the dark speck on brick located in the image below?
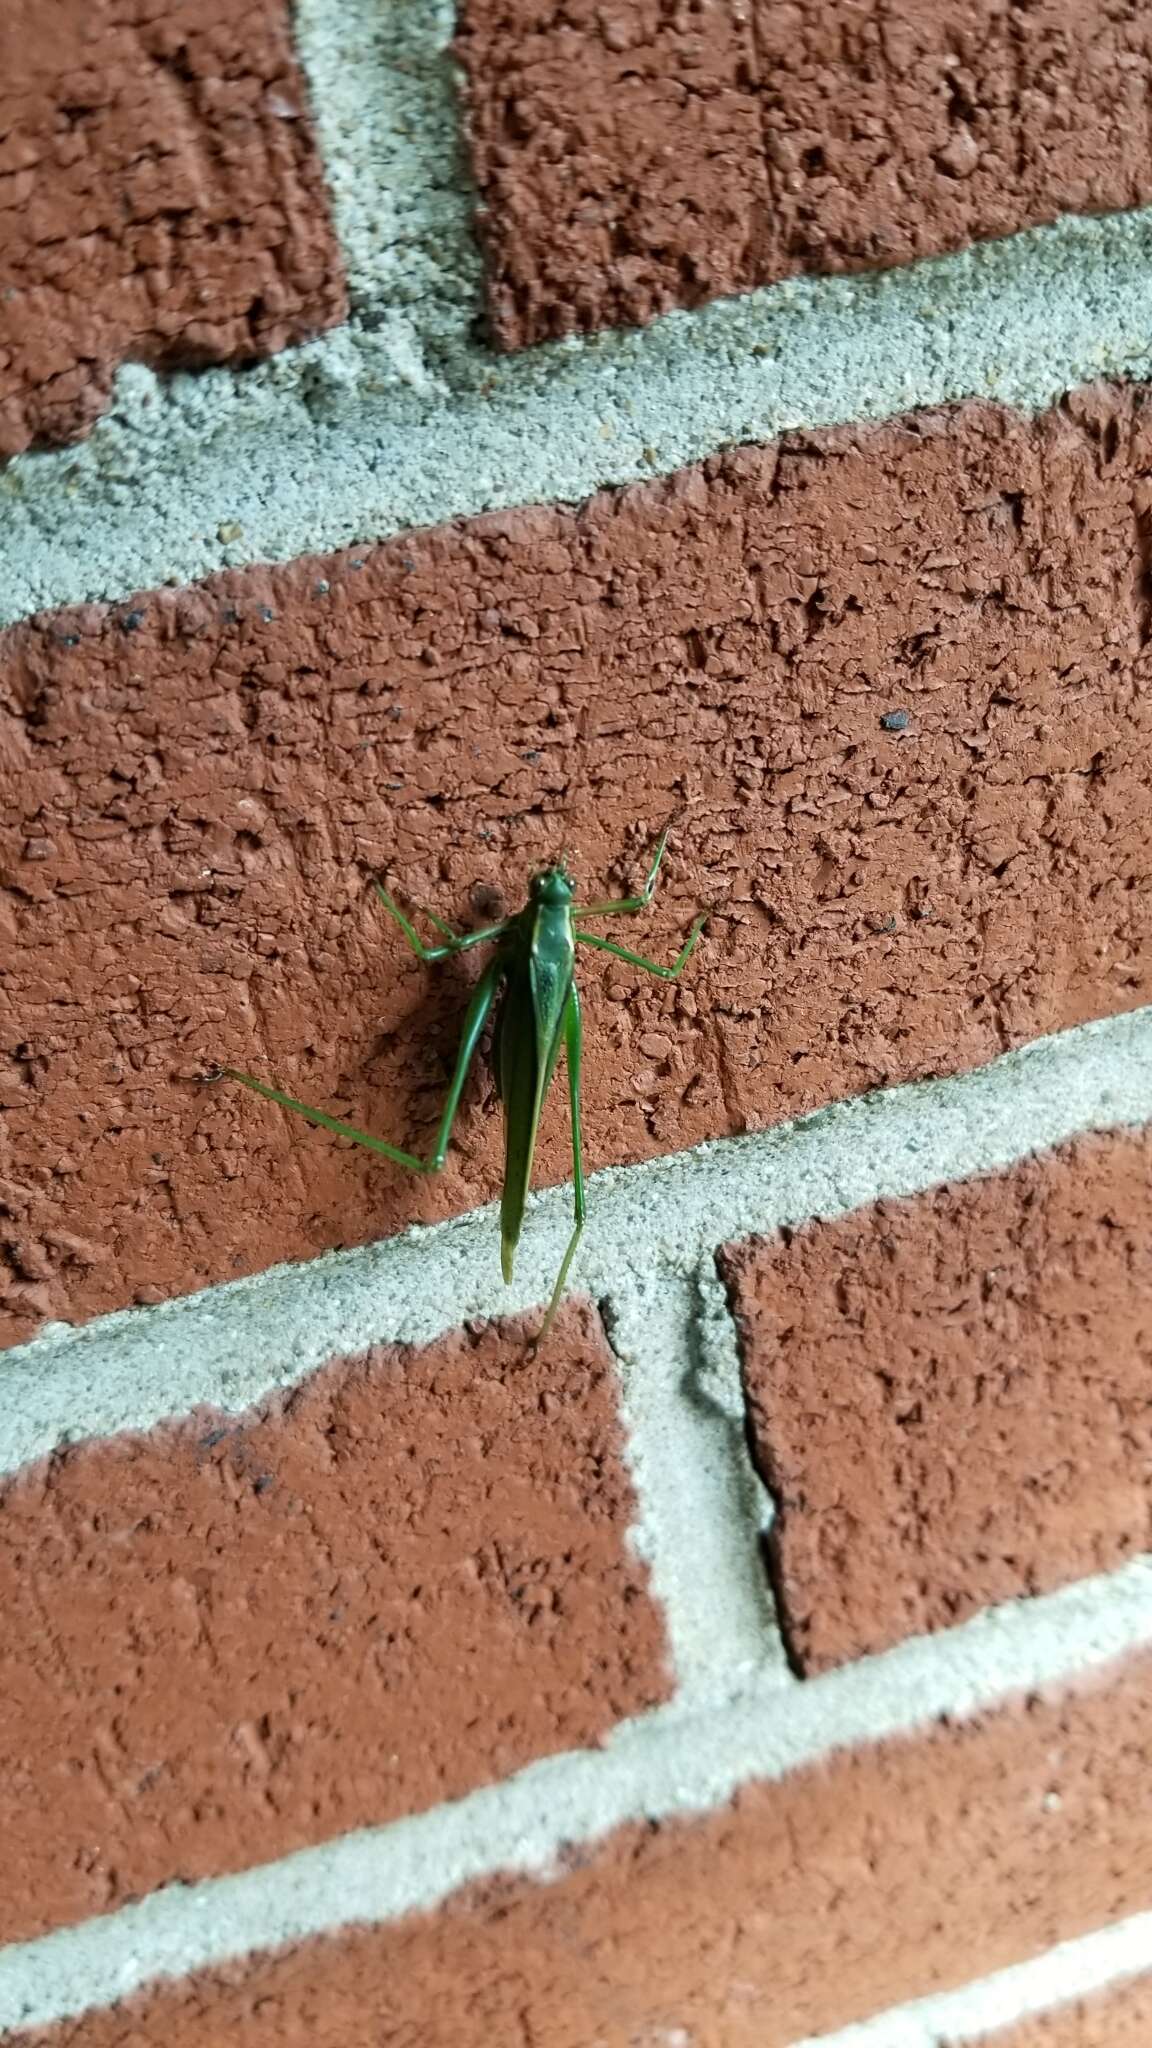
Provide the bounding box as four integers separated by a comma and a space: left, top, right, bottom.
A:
260, 606, 275, 623
881, 708, 911, 731
313, 579, 330, 596
54, 631, 80, 648
120, 610, 146, 633
220, 606, 240, 626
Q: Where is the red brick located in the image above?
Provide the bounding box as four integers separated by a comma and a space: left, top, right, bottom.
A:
975, 1971, 1152, 2044
20, 1654, 1152, 2046
457, 0, 1152, 348
720, 1125, 1152, 1674
455, 0, 769, 346
0, 1301, 667, 1943
4, 382, 1152, 1341
0, 0, 346, 455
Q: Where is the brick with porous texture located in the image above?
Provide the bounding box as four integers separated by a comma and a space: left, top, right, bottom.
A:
0, 1300, 667, 1943
4, 381, 1152, 1340
0, 0, 346, 455
454, 0, 769, 345
18, 1654, 1152, 2046
456, 0, 1152, 348
720, 1124, 1152, 1674
751, 0, 1152, 280
973, 1969, 1152, 2043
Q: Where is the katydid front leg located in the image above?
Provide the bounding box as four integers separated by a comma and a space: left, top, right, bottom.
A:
573, 822, 673, 919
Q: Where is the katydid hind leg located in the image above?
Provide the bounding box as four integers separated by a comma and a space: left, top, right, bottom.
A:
221, 957, 501, 1175
536, 985, 586, 1343
426, 957, 504, 1168
217, 1069, 428, 1169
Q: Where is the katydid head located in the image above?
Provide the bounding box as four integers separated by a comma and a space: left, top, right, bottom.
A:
530, 861, 575, 907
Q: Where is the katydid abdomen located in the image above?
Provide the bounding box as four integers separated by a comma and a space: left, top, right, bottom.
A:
498, 896, 574, 1282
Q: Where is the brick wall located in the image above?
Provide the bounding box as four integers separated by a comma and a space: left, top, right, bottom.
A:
4, 2, 1152, 2041
454, 0, 1152, 346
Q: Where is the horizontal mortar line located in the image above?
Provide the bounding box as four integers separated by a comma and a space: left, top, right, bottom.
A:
4, 1005, 1152, 1477
7, 204, 1152, 623
4, 1552, 1152, 2034
798, 1907, 1152, 2047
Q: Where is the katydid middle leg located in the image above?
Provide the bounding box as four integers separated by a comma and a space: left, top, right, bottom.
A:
574, 914, 707, 980
374, 882, 507, 963
220, 956, 503, 1172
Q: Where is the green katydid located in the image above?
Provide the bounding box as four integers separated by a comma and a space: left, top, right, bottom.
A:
218, 825, 706, 1339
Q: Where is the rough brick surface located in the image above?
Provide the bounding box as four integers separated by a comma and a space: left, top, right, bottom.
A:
721, 1125, 1152, 1674
22, 1656, 1152, 2046
977, 1971, 1152, 2044
0, 0, 346, 456
455, 0, 769, 345
457, 0, 1152, 348
4, 381, 1152, 1341
0, 1301, 666, 1943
